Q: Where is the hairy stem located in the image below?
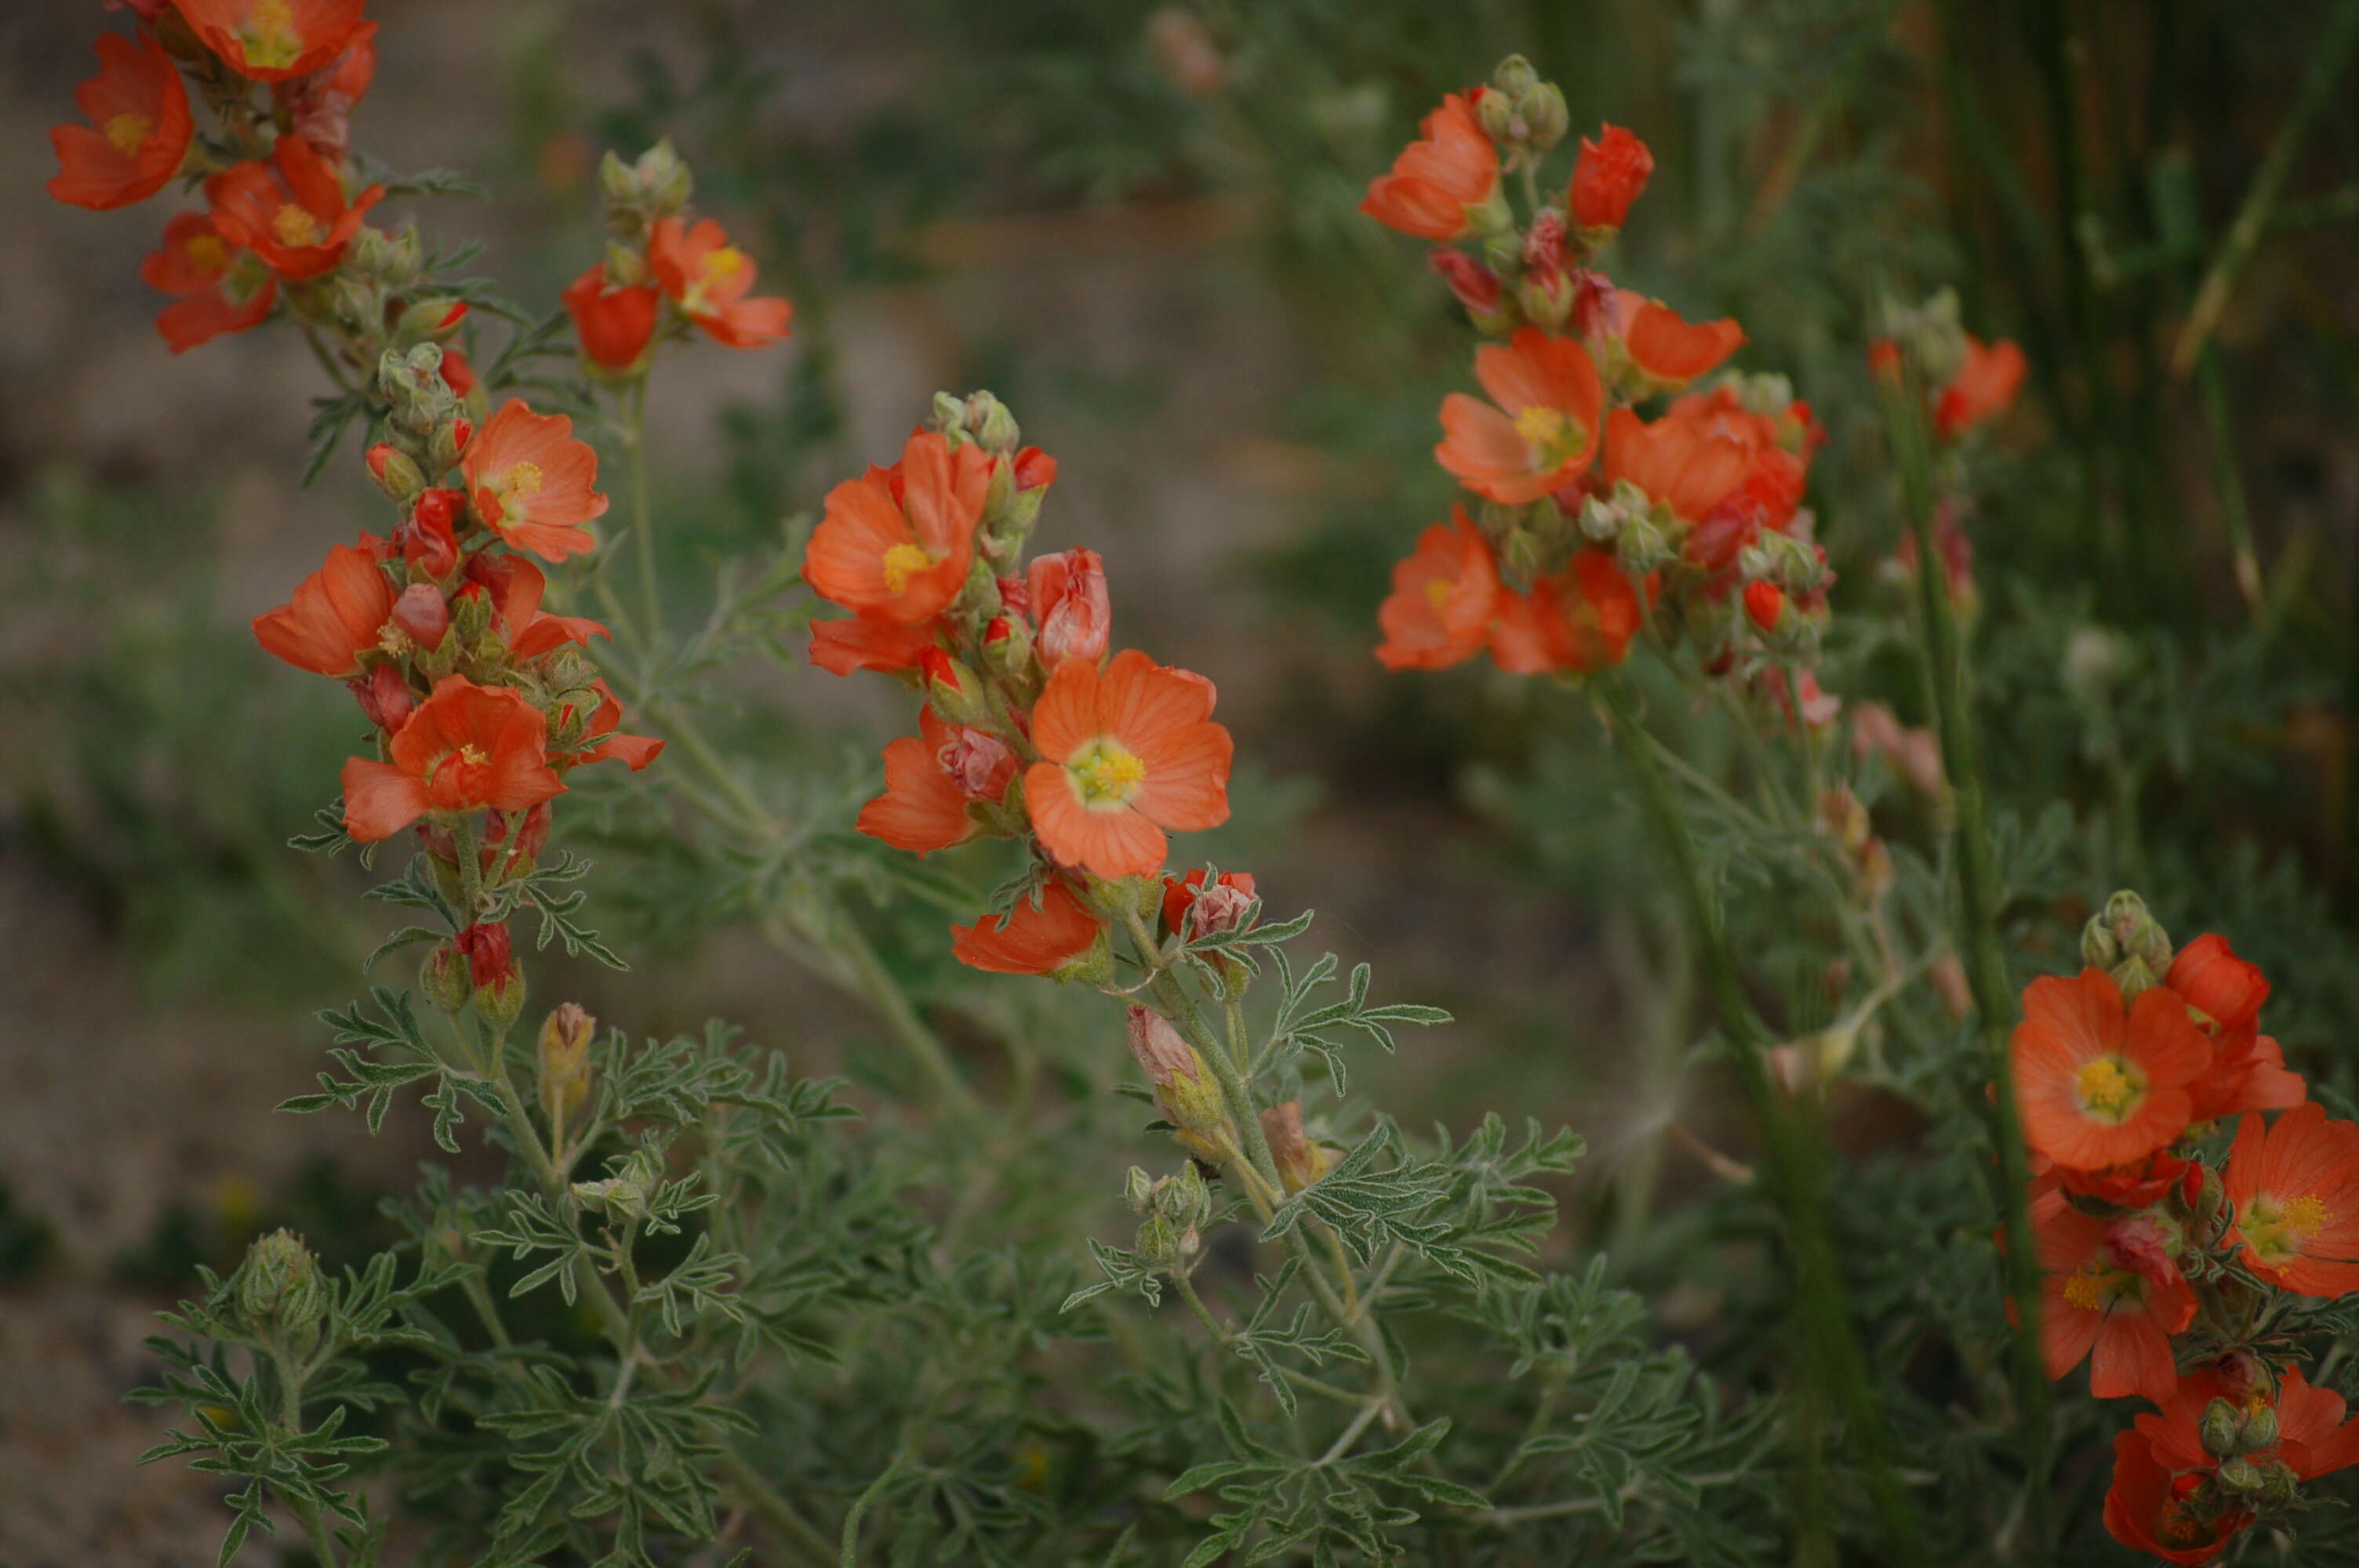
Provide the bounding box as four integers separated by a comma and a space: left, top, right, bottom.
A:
1598, 673, 1922, 1559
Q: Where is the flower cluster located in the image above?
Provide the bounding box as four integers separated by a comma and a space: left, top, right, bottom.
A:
802, 390, 1250, 983
2011, 891, 2359, 1561
1360, 55, 1829, 690
48, 2, 807, 1035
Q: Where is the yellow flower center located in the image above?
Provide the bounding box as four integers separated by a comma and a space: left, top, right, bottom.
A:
881, 542, 933, 596
2062, 1259, 2137, 1312
104, 112, 153, 158
2074, 1056, 2144, 1121
2244, 1192, 2333, 1262
272, 202, 326, 249
1514, 404, 1587, 470
457, 744, 490, 768
1068, 739, 1147, 810
679, 247, 747, 316
238, 0, 304, 71
185, 234, 231, 274
704, 246, 747, 283
1424, 578, 1454, 613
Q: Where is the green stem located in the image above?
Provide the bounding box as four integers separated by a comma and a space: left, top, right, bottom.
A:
272, 1346, 344, 1568
1881, 377, 2055, 1552
626, 376, 660, 640
1598, 674, 1921, 1560
1172, 1273, 1365, 1407
2170, 0, 2359, 376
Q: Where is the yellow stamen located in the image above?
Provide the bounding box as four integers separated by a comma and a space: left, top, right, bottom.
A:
457, 744, 490, 768
881, 542, 932, 596
2062, 1264, 2106, 1311
1423, 578, 1454, 613
104, 113, 153, 158
1069, 739, 1148, 809
271, 202, 326, 249
1513, 404, 1588, 469
238, 0, 304, 72
2241, 1191, 2333, 1262
184, 234, 231, 274
704, 246, 747, 282
2074, 1056, 2143, 1120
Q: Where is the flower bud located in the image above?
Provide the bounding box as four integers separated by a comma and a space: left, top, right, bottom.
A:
573, 1150, 657, 1221
1428, 249, 1515, 334
1127, 1007, 1238, 1165
920, 648, 991, 728
349, 662, 414, 734
1260, 1101, 1334, 1194
2241, 1403, 2280, 1455
391, 583, 450, 649
368, 442, 427, 503
429, 414, 473, 474
1614, 511, 1673, 575
449, 583, 495, 646
2259, 1459, 2299, 1508
983, 614, 1034, 681
2200, 1398, 2245, 1460
2216, 1457, 2263, 1496
421, 940, 471, 1014
538, 1002, 596, 1134
456, 922, 525, 1034
1490, 55, 1539, 100
1029, 548, 1110, 666
2101, 890, 2173, 982
237, 1229, 325, 1349
1123, 1165, 1157, 1214
1515, 82, 1568, 153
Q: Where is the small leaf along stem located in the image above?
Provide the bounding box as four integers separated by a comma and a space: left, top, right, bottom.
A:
1597, 671, 1925, 1562
1880, 372, 2055, 1552
271, 1344, 346, 1568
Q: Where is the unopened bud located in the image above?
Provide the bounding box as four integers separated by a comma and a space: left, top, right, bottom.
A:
572, 1150, 656, 1220
2081, 913, 2121, 970
1516, 82, 1568, 152
1260, 1101, 1333, 1194
1491, 55, 1540, 99
1030, 548, 1110, 666
1615, 512, 1672, 575
391, 583, 449, 648
537, 1002, 596, 1133
368, 443, 427, 503
1127, 1007, 1237, 1165
2216, 1457, 2263, 1496
983, 615, 1034, 681
238, 1229, 325, 1348
1475, 87, 1518, 144
449, 584, 495, 647
1123, 1165, 1157, 1214
2201, 1398, 2244, 1459
2241, 1403, 2279, 1455
2259, 1459, 2299, 1507
2102, 890, 2173, 978
920, 648, 991, 728
430, 415, 472, 474
969, 391, 1021, 456
421, 941, 471, 1014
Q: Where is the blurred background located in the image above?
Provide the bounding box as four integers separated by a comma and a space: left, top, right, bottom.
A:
9, 0, 2359, 1559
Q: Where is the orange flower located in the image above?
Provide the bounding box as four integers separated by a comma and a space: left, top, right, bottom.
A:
1933, 334, 2026, 439
1599, 405, 1757, 524
2012, 968, 2208, 1171
951, 878, 1108, 978
141, 211, 277, 352
1024, 651, 1232, 880
253, 535, 394, 676
205, 134, 382, 280
48, 32, 193, 210
2224, 1102, 2359, 1297
461, 399, 609, 563
561, 261, 660, 375
858, 707, 1015, 855
1567, 124, 1652, 231
2168, 933, 2269, 1033
340, 676, 567, 842
1619, 297, 1745, 388
171, 0, 369, 83
2101, 1432, 2247, 1566
809, 614, 943, 676
1487, 550, 1642, 675
1376, 506, 1499, 670
464, 553, 609, 659
2186, 1025, 2306, 1123
2033, 1189, 2194, 1403
572, 681, 664, 772
1359, 91, 1503, 241
803, 431, 992, 623
1435, 328, 1605, 504
649, 217, 793, 349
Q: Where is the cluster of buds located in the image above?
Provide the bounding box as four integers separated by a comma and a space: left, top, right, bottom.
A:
234, 1228, 325, 1355
563, 140, 793, 377
1124, 1160, 1215, 1279
2000, 891, 2359, 1559
1360, 54, 1832, 705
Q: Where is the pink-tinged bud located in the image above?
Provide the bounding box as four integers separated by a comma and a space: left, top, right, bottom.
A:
1850, 702, 1946, 799
1570, 267, 1617, 339
920, 648, 991, 728
1428, 249, 1507, 327
351, 662, 416, 732
2105, 1210, 2183, 1288
367, 442, 427, 503
1568, 124, 1653, 232
537, 1000, 596, 1131
481, 800, 553, 881
1515, 212, 1577, 331
1259, 1101, 1333, 1193
1162, 869, 1258, 940
456, 921, 525, 1033
1126, 1007, 1238, 1164
934, 724, 1014, 802
391, 583, 450, 648
1028, 548, 1110, 665
1929, 952, 1971, 1018
994, 575, 1032, 616
983, 614, 1034, 681
1012, 445, 1057, 492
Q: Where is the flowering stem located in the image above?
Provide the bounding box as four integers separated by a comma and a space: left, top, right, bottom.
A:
1880, 379, 2054, 1549
625, 376, 660, 640
1598, 673, 1922, 1559
271, 1345, 344, 1568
